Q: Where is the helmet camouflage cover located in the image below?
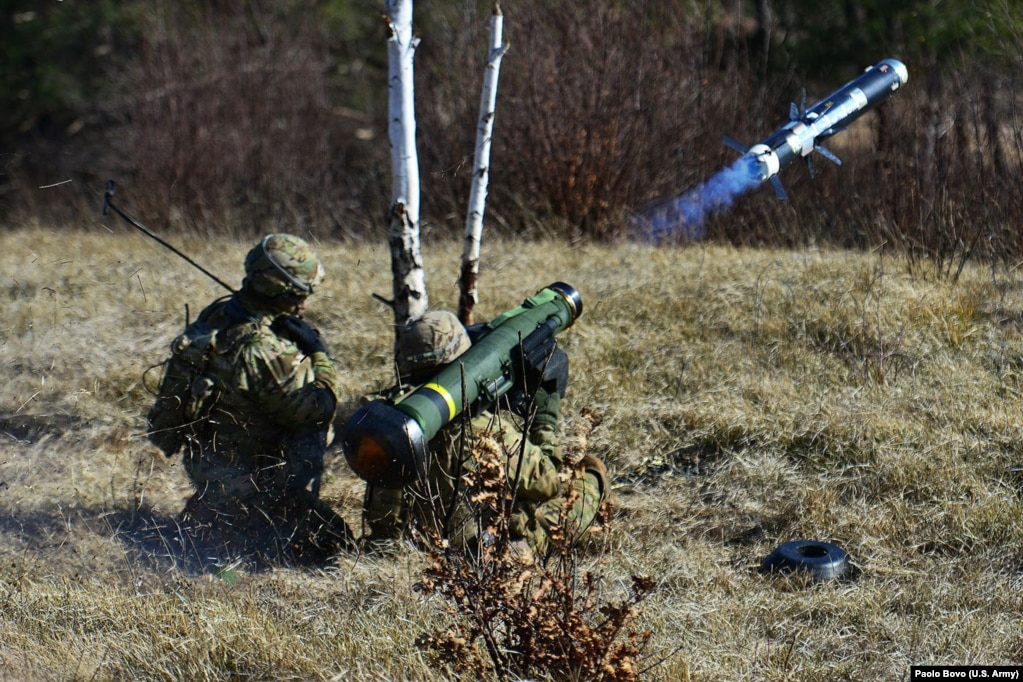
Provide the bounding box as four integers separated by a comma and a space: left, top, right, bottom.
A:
243, 234, 325, 299
397, 310, 471, 380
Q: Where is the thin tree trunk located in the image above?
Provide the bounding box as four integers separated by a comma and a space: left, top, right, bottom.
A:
458, 3, 508, 326
387, 0, 428, 338
753, 0, 771, 75
983, 73, 1007, 179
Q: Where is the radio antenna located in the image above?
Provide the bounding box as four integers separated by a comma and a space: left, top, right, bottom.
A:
102, 180, 235, 293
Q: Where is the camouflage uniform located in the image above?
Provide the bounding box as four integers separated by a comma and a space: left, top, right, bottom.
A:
152, 234, 352, 560
363, 311, 606, 557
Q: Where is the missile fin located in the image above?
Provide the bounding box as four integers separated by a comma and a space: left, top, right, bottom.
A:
792, 88, 808, 120
722, 135, 750, 154
815, 145, 843, 166
770, 176, 788, 200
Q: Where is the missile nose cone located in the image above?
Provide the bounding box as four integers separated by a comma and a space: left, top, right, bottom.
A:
882, 58, 909, 86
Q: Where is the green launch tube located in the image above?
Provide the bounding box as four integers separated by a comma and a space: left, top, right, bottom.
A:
342, 282, 582, 484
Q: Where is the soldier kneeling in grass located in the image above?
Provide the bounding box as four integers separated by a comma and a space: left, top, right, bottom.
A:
362, 310, 608, 563
146, 234, 353, 564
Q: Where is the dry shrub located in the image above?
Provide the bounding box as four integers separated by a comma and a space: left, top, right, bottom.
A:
415, 0, 729, 239
111, 1, 385, 236
414, 423, 652, 681
418, 553, 654, 682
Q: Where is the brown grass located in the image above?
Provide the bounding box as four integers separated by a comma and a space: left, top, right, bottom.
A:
3, 227, 1023, 680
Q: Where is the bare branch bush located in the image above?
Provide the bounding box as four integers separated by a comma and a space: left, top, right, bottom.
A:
109, 1, 386, 237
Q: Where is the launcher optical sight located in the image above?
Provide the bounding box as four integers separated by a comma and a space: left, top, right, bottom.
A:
342, 282, 582, 485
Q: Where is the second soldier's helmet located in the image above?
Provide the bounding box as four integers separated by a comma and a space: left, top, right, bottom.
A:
397, 310, 471, 382
243, 233, 325, 300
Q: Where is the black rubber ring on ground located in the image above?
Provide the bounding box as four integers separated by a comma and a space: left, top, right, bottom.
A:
761, 540, 850, 582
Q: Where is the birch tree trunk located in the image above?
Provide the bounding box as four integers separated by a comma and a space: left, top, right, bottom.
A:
387, 0, 428, 337
458, 3, 508, 325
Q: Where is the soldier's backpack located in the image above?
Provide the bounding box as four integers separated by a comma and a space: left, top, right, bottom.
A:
146, 296, 265, 457
145, 319, 224, 457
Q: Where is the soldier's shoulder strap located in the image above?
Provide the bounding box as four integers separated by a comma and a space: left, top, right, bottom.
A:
204, 296, 266, 359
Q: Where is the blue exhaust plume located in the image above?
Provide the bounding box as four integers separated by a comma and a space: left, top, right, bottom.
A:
639, 156, 761, 242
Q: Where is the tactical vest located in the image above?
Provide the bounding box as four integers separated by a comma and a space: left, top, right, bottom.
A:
146, 299, 258, 457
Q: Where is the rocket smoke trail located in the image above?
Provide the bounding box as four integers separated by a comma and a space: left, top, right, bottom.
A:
640, 155, 761, 243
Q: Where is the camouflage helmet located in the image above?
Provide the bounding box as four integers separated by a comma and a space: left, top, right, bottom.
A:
243, 234, 325, 299
397, 310, 471, 380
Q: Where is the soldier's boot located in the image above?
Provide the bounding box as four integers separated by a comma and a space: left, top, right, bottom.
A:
312, 505, 356, 553
361, 483, 407, 552
180, 491, 218, 530
292, 498, 356, 563
578, 454, 609, 502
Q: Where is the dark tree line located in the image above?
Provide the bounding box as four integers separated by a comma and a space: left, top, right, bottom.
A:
2, 0, 1021, 266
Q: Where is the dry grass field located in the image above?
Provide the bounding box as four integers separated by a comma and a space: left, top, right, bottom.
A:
3, 225, 1023, 680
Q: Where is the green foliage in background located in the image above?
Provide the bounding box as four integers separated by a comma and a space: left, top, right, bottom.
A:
6, 0, 1016, 139
0, 0, 143, 133
773, 0, 1023, 76
2, 0, 1017, 135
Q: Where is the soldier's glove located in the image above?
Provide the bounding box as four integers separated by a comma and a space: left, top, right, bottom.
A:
528, 386, 562, 467
273, 315, 329, 356
530, 386, 561, 432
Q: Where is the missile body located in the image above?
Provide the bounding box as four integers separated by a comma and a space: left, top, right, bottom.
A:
725, 58, 908, 199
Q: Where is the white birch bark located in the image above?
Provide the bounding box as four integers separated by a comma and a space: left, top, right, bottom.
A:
458, 3, 508, 325
386, 0, 428, 335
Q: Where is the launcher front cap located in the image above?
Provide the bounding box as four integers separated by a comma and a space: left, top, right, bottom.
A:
342, 400, 427, 485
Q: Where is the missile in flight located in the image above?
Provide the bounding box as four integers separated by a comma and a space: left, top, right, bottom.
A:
724, 58, 909, 200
